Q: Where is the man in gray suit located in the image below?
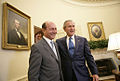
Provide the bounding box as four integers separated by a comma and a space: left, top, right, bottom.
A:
28, 21, 63, 81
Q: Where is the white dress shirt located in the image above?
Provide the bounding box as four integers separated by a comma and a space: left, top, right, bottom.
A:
15, 28, 21, 38
43, 36, 58, 59
66, 35, 75, 49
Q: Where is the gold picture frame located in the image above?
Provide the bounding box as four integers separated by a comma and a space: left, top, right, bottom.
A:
87, 22, 106, 41
2, 3, 31, 50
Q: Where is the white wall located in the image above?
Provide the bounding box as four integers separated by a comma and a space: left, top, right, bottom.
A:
0, 0, 120, 81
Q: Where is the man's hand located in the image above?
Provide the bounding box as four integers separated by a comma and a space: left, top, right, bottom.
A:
93, 74, 99, 81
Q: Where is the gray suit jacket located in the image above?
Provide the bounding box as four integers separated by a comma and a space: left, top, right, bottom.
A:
28, 38, 63, 81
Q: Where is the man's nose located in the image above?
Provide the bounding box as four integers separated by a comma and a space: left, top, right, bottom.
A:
71, 27, 74, 29
53, 30, 57, 33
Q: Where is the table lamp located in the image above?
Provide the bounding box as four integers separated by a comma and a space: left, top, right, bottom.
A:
107, 32, 120, 59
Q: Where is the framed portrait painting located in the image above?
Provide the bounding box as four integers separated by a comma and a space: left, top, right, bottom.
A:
87, 22, 106, 41
2, 3, 31, 50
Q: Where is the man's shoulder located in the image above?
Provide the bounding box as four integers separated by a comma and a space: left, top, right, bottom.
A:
56, 36, 66, 41
75, 35, 88, 42
32, 39, 44, 47
75, 35, 86, 39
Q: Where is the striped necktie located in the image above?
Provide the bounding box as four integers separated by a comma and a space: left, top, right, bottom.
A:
69, 37, 74, 56
50, 41, 58, 59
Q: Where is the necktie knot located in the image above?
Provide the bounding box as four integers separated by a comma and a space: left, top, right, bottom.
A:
69, 37, 72, 40
50, 41, 54, 49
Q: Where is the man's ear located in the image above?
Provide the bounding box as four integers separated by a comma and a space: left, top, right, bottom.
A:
63, 27, 66, 32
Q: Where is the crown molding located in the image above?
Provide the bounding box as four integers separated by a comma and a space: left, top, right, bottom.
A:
64, 0, 120, 7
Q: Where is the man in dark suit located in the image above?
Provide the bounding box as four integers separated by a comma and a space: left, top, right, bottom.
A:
28, 21, 63, 81
56, 20, 99, 81
8, 19, 27, 45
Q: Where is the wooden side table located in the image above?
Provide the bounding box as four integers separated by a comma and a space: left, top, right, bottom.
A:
112, 70, 120, 81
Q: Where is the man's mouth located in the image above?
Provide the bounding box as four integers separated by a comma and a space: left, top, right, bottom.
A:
70, 31, 74, 33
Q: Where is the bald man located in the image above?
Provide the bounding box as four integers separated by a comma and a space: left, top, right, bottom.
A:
28, 21, 64, 81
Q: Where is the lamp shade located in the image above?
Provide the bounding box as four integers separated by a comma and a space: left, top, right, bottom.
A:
107, 32, 120, 51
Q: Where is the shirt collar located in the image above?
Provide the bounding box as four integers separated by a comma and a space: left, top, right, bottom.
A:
66, 35, 75, 48
67, 35, 74, 40
15, 28, 18, 32
43, 36, 53, 43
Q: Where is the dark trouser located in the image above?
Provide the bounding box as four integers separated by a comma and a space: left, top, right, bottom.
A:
72, 70, 77, 81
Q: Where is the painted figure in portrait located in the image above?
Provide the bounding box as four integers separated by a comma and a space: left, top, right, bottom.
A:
91, 25, 102, 38
8, 19, 27, 45
7, 9, 28, 45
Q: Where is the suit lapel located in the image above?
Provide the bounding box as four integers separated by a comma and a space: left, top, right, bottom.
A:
54, 42, 61, 63
75, 35, 78, 50
74, 35, 81, 55
62, 36, 68, 50
13, 29, 21, 40
54, 43, 60, 60
42, 38, 59, 61
61, 36, 71, 57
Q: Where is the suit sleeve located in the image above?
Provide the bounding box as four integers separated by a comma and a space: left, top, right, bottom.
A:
84, 38, 98, 75
28, 44, 42, 81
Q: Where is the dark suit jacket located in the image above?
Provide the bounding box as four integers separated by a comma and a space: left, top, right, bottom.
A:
28, 38, 64, 81
56, 35, 98, 81
8, 29, 27, 45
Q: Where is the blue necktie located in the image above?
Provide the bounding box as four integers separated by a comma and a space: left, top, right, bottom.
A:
69, 37, 74, 56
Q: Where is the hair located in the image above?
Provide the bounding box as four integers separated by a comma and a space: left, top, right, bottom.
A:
34, 30, 44, 38
63, 20, 73, 29
42, 22, 47, 29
